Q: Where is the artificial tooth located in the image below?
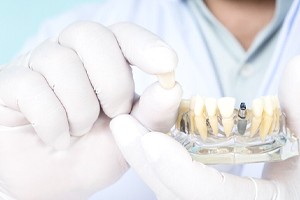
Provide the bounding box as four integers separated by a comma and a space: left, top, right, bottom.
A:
176, 100, 190, 130
157, 71, 175, 89
271, 96, 280, 133
193, 96, 208, 140
189, 97, 196, 133
205, 98, 218, 135
217, 97, 235, 137
260, 96, 274, 141
194, 96, 205, 116
250, 98, 264, 137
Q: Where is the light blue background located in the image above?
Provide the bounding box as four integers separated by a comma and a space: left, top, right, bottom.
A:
0, 0, 100, 64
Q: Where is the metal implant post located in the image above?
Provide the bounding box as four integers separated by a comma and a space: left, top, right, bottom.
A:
237, 102, 247, 135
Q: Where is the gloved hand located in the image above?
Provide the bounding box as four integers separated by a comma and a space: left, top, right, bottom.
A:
111, 56, 300, 200
0, 21, 182, 200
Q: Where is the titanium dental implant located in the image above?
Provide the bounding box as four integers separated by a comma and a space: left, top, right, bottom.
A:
237, 102, 247, 135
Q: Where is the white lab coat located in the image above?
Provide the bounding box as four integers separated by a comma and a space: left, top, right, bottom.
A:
20, 0, 300, 199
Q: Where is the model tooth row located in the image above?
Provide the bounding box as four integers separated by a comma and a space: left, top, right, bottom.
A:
177, 96, 236, 140
176, 96, 281, 141
250, 96, 281, 141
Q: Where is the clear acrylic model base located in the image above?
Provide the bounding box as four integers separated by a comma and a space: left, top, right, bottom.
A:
170, 96, 299, 164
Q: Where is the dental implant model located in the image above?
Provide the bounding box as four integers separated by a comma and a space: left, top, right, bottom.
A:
171, 96, 299, 164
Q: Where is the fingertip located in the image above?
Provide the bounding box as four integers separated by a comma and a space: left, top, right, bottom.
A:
110, 114, 148, 147
110, 22, 178, 74
131, 82, 182, 132
70, 125, 93, 137
104, 90, 134, 118
68, 107, 99, 137
144, 42, 178, 74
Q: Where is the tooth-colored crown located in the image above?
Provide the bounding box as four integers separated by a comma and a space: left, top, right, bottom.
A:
217, 97, 235, 118
157, 71, 175, 89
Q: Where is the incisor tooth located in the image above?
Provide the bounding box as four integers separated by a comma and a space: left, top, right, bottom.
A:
205, 98, 218, 135
260, 96, 274, 141
217, 97, 235, 117
250, 98, 264, 137
251, 117, 262, 137
252, 98, 264, 117
193, 96, 207, 140
194, 96, 205, 116
218, 97, 235, 137
157, 71, 175, 89
205, 98, 217, 116
176, 100, 190, 130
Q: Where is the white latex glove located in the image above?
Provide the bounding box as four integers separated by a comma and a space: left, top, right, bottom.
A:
0, 21, 182, 200
111, 56, 300, 200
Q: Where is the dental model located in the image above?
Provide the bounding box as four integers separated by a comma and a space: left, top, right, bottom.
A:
205, 98, 219, 135
260, 96, 274, 141
177, 96, 282, 140
271, 96, 281, 133
237, 102, 247, 135
176, 100, 190, 132
193, 96, 208, 140
171, 96, 299, 164
250, 98, 264, 137
217, 97, 235, 137
189, 97, 196, 133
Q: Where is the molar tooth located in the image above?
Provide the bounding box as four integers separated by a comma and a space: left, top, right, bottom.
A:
217, 97, 235, 137
250, 98, 264, 137
260, 96, 274, 141
176, 100, 190, 130
205, 98, 218, 135
194, 96, 207, 140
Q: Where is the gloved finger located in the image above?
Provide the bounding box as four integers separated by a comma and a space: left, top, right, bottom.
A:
0, 67, 70, 149
141, 132, 277, 200
58, 21, 134, 118
110, 114, 179, 200
0, 95, 28, 126
110, 22, 178, 89
267, 55, 300, 199
0, 104, 28, 126
131, 82, 182, 132
279, 55, 300, 136
29, 39, 100, 136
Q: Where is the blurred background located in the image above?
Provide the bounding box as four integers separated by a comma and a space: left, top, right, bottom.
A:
0, 0, 100, 64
